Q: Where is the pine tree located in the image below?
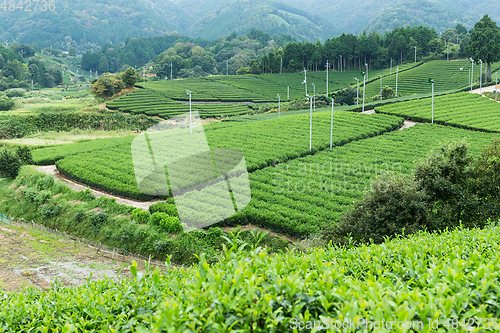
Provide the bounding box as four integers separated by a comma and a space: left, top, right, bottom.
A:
467, 15, 500, 80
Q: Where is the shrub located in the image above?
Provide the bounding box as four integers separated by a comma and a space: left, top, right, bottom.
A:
40, 204, 62, 217
4, 88, 26, 98
131, 208, 150, 224
0, 148, 21, 178
150, 212, 182, 234
92, 212, 107, 230
0, 96, 15, 111
149, 201, 178, 217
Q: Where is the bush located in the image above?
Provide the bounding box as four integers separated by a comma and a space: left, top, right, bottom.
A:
336, 174, 429, 244
0, 148, 21, 178
150, 212, 182, 234
0, 96, 15, 111
131, 208, 150, 224
149, 201, 178, 216
332, 86, 356, 105
4, 88, 26, 98
40, 204, 62, 217
92, 212, 107, 230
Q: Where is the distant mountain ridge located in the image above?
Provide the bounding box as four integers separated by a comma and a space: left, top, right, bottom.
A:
0, 0, 497, 50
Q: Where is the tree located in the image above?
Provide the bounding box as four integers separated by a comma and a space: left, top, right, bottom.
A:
467, 15, 500, 79
68, 46, 76, 57
0, 96, 14, 111
121, 67, 139, 87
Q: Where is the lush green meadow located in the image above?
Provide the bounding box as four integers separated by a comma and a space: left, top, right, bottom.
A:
375, 92, 500, 132
1, 222, 500, 332
32, 112, 402, 200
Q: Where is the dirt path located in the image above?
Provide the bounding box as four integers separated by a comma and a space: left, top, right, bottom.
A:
470, 85, 500, 95
0, 223, 134, 292
399, 120, 420, 130
35, 165, 160, 210
361, 109, 375, 114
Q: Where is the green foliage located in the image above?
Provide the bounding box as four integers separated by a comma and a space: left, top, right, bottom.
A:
0, 112, 158, 140
4, 88, 26, 98
336, 174, 429, 243
91, 212, 107, 230
332, 86, 356, 105
131, 208, 151, 224
0, 148, 21, 178
121, 67, 140, 87
1, 224, 500, 331
381, 85, 395, 99
149, 201, 178, 217
40, 204, 62, 217
150, 212, 182, 234
0, 96, 14, 111
467, 14, 500, 76
375, 92, 500, 132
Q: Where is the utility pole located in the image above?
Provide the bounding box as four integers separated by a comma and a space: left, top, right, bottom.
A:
330, 97, 334, 149
430, 79, 435, 124
312, 83, 316, 112
379, 75, 382, 101
396, 66, 399, 96
414, 46, 417, 63
277, 94, 280, 117
308, 95, 312, 152
470, 58, 474, 92
496, 72, 498, 100
186, 90, 192, 134
479, 59, 483, 95
302, 69, 308, 97
362, 71, 366, 113
355, 77, 359, 105
325, 60, 330, 95
280, 57, 283, 74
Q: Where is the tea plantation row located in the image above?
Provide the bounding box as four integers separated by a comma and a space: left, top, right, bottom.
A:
33, 112, 403, 200
1, 223, 500, 331
375, 92, 500, 132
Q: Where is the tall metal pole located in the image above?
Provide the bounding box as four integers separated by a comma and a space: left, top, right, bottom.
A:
379, 75, 382, 101
277, 94, 280, 117
309, 95, 312, 152
312, 83, 315, 113
431, 80, 434, 124
326, 60, 330, 95
471, 59, 474, 92
362, 73, 366, 113
396, 66, 399, 96
480, 60, 483, 94
187, 90, 192, 134
330, 98, 334, 149
365, 63, 368, 80
355, 78, 359, 106
496, 72, 498, 100
414, 46, 417, 63
469, 67, 471, 88
302, 69, 307, 97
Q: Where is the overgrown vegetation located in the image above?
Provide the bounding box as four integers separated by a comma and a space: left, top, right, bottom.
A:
0, 167, 289, 265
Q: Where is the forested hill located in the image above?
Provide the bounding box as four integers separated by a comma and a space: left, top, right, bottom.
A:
1, 0, 496, 51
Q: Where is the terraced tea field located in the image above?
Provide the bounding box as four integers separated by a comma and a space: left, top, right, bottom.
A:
362, 60, 500, 100
32, 112, 402, 200
375, 92, 500, 132
106, 89, 254, 119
